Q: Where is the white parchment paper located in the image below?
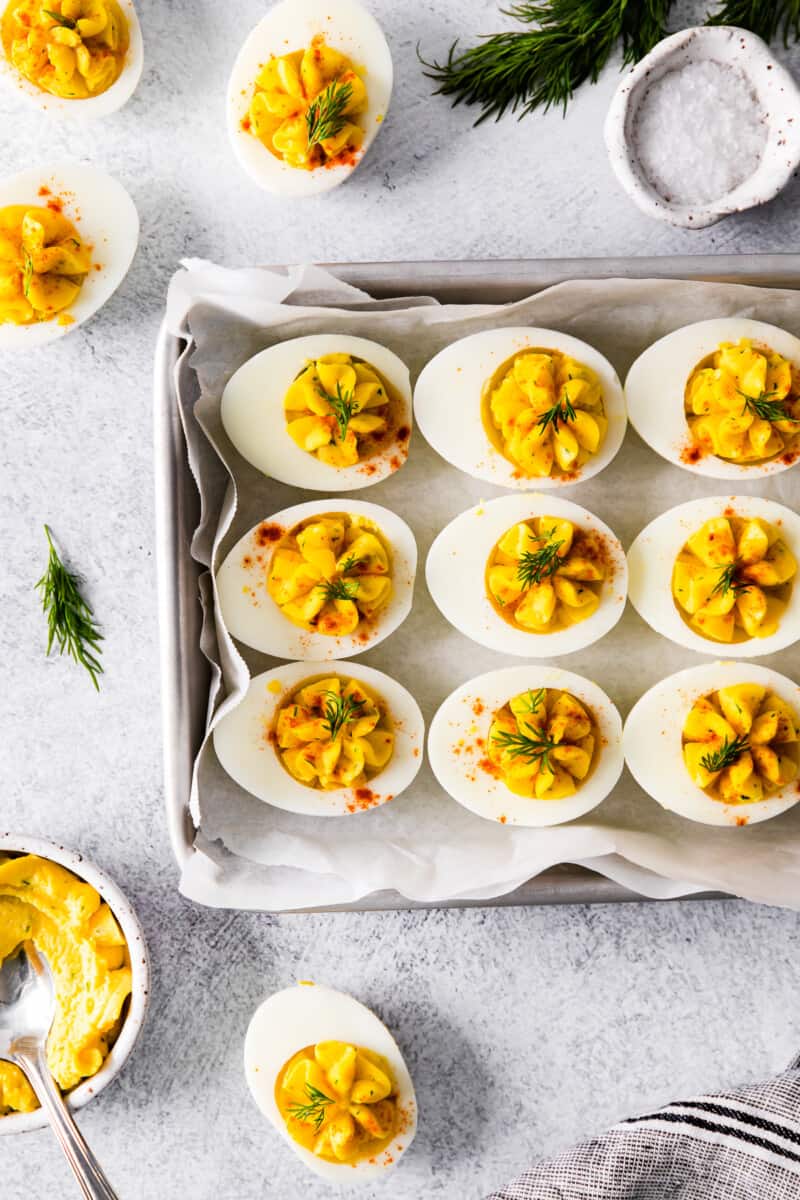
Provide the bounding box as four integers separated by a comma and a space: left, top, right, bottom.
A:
165, 258, 800, 911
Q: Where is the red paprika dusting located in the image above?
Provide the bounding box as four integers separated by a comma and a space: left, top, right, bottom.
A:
37, 184, 51, 196
255, 522, 283, 546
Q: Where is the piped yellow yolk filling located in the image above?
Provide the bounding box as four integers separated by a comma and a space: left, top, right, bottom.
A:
672, 515, 796, 644
275, 675, 394, 791
484, 348, 607, 478
488, 688, 596, 800
486, 517, 606, 634
685, 339, 800, 463
682, 685, 800, 804
247, 36, 366, 170
0, 854, 132, 1116
2, 0, 127, 98
276, 1041, 397, 1164
267, 514, 392, 638
285, 353, 392, 468
0, 204, 91, 326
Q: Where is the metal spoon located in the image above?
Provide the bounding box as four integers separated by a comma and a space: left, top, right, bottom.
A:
0, 941, 119, 1199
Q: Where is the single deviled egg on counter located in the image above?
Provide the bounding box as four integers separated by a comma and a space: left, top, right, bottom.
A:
0, 162, 138, 350
426, 494, 627, 657
626, 318, 800, 478
216, 500, 416, 660
628, 495, 800, 658
0, 0, 143, 117
428, 665, 623, 827
244, 982, 416, 1182
624, 661, 800, 827
221, 334, 412, 491
213, 661, 424, 816
227, 0, 392, 197
414, 327, 626, 489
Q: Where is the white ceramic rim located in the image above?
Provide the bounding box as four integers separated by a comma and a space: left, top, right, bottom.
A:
425, 493, 628, 658
628, 494, 800, 658
0, 0, 144, 119
0, 832, 150, 1135
623, 661, 800, 826
625, 317, 800, 479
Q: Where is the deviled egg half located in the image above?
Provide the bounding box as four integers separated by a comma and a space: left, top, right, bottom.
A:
624, 662, 800, 827
629, 495, 800, 658
227, 0, 392, 197
221, 334, 412, 491
217, 499, 416, 660
0, 162, 138, 350
213, 661, 424, 816
426, 494, 627, 658
244, 982, 416, 1183
429, 665, 623, 827
626, 318, 800, 479
414, 327, 626, 489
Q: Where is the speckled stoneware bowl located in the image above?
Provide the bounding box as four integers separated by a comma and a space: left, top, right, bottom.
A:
0, 833, 150, 1135
605, 25, 800, 229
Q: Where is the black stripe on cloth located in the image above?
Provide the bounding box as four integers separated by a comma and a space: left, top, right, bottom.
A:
665, 1101, 800, 1149
620, 1111, 800, 1167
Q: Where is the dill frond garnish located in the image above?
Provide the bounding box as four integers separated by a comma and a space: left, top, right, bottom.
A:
317, 578, 359, 604
306, 81, 353, 149
339, 553, 363, 575
516, 539, 564, 589
699, 734, 750, 774
317, 381, 358, 441
737, 387, 788, 423
321, 689, 367, 741
43, 7, 77, 26
287, 1084, 335, 1131
536, 396, 577, 434
492, 727, 558, 770
709, 562, 750, 600
706, 0, 800, 47
519, 688, 546, 714
35, 525, 103, 690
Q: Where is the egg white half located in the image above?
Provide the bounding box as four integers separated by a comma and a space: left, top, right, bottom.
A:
244, 982, 417, 1183
413, 327, 626, 489
216, 499, 417, 660
628, 495, 800, 659
624, 661, 800, 827
0, 162, 139, 351
426, 493, 627, 658
221, 334, 412, 491
227, 0, 392, 197
213, 660, 424, 816
625, 318, 800, 480
428, 665, 624, 827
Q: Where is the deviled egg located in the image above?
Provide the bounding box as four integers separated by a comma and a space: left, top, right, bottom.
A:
213, 661, 424, 816
628, 495, 800, 657
216, 500, 416, 660
0, 162, 138, 350
414, 327, 626, 489
429, 665, 623, 826
227, 0, 392, 197
626, 318, 800, 478
244, 982, 416, 1183
426, 494, 627, 657
221, 334, 412, 491
624, 661, 800, 826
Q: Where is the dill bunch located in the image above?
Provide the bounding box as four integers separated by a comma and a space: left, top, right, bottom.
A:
706, 0, 800, 46
35, 525, 103, 690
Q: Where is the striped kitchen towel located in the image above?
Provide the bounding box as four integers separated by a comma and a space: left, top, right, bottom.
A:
487, 1057, 800, 1199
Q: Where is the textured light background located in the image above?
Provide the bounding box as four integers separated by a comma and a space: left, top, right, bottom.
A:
2, 1, 800, 1197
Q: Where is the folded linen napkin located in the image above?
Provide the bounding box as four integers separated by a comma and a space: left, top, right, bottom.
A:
488, 1058, 800, 1199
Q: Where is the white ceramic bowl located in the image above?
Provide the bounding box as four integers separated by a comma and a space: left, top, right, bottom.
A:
0, 0, 144, 119
605, 26, 800, 228
0, 833, 150, 1135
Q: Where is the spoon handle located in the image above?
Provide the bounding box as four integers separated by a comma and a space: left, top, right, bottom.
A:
14, 1043, 119, 1200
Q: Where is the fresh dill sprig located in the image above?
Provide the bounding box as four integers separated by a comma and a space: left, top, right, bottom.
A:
43, 7, 77, 26
519, 688, 546, 714
516, 539, 564, 589
35, 525, 103, 691
709, 562, 750, 600
317, 578, 359, 604
536, 396, 577, 434
321, 689, 367, 741
22, 251, 33, 299
706, 0, 800, 47
699, 734, 750, 774
492, 727, 557, 770
287, 1084, 335, 1132
317, 381, 357, 441
737, 387, 788, 423
339, 553, 363, 575
306, 81, 353, 149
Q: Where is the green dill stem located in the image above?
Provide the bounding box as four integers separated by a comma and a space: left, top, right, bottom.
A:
35, 525, 103, 690
699, 734, 750, 774
321, 689, 367, 741
43, 7, 77, 26
306, 81, 353, 148
492, 727, 557, 770
737, 387, 788, 423
287, 1083, 335, 1132
317, 381, 357, 441
516, 539, 564, 590
709, 562, 750, 600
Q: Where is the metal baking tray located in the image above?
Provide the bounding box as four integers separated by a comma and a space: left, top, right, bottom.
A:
154, 254, 800, 910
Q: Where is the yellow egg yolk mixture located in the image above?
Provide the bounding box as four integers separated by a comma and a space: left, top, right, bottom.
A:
274, 675, 394, 791
284, 353, 395, 468
682, 685, 800, 804
247, 36, 366, 170
483, 348, 607, 478
488, 688, 597, 799
276, 1041, 397, 1164
2, 0, 127, 98
672, 514, 796, 643
685, 339, 800, 464
0, 204, 91, 325
486, 517, 607, 634
0, 854, 132, 1116
267, 514, 392, 638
